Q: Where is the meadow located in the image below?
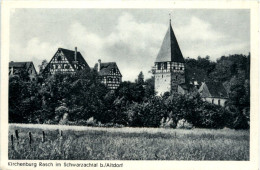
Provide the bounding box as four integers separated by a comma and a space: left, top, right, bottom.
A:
9, 124, 249, 160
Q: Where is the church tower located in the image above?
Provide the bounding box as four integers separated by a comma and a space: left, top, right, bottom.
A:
154, 18, 185, 95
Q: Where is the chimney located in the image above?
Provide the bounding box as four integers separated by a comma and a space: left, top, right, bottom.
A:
74, 47, 77, 61
98, 59, 101, 72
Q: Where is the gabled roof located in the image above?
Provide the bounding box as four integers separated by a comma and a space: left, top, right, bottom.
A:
9, 61, 37, 75
155, 21, 184, 63
94, 62, 122, 77
199, 81, 228, 98
9, 62, 32, 69
42, 48, 90, 74
179, 83, 189, 90
58, 48, 90, 69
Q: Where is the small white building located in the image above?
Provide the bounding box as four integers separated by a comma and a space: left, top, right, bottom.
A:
198, 81, 228, 107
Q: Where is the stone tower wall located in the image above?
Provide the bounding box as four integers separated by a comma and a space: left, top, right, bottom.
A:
154, 72, 171, 95
170, 71, 185, 92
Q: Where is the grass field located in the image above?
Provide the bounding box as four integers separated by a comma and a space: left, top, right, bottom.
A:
9, 124, 249, 160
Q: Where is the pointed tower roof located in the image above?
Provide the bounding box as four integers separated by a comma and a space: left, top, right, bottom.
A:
155, 20, 184, 63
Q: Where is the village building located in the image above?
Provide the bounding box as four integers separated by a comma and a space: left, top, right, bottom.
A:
153, 19, 186, 95
94, 59, 122, 90
42, 47, 90, 75
198, 81, 228, 107
9, 61, 37, 81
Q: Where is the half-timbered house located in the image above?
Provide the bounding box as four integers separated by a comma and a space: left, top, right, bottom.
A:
9, 61, 37, 81
42, 47, 90, 75
94, 59, 122, 90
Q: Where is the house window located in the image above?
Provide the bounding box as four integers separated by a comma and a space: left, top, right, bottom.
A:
65, 64, 69, 69
57, 56, 62, 61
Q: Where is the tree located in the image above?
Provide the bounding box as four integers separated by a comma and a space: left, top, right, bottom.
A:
9, 76, 42, 123
38, 60, 48, 73
136, 71, 144, 84
225, 75, 249, 129
116, 81, 145, 103
144, 76, 155, 98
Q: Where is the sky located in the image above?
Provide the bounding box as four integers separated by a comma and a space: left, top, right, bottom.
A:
10, 9, 250, 82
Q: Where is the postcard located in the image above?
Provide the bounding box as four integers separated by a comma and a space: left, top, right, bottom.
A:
1, 1, 259, 170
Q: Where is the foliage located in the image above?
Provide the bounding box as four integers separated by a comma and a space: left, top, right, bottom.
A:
144, 76, 156, 98
38, 60, 48, 74
176, 119, 193, 129
115, 81, 145, 103
9, 54, 250, 129
86, 117, 97, 126
160, 117, 176, 128
136, 71, 144, 84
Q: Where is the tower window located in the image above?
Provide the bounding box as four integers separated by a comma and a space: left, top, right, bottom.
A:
158, 63, 161, 70
164, 62, 167, 70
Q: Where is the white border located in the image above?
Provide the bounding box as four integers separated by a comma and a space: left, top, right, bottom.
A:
1, 1, 259, 170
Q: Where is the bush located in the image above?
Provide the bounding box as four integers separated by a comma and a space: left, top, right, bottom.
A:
86, 117, 97, 126
176, 119, 193, 129
59, 113, 69, 125
160, 117, 176, 128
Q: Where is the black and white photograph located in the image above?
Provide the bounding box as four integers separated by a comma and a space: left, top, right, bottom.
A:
1, 1, 259, 169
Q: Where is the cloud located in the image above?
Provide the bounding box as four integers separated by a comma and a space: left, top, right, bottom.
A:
10, 37, 63, 71
67, 22, 105, 67
102, 13, 167, 81
173, 16, 248, 60
66, 12, 167, 81
10, 12, 249, 81
176, 17, 225, 41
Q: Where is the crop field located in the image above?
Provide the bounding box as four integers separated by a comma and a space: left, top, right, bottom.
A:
9, 124, 249, 160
